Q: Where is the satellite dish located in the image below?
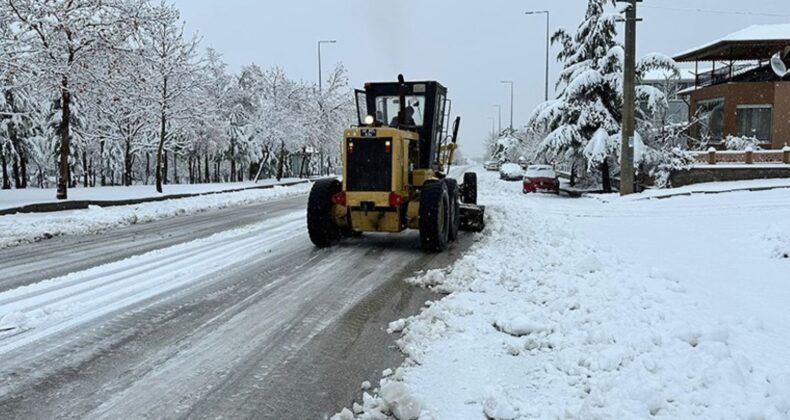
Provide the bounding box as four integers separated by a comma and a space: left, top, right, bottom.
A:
772, 51, 790, 79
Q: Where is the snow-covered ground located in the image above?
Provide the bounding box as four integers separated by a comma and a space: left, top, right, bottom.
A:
338, 173, 790, 419
0, 182, 311, 249
0, 178, 302, 211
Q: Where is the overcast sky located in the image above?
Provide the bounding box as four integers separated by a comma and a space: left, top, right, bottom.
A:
172, 0, 789, 158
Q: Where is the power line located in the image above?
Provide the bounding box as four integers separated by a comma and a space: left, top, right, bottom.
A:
641, 4, 790, 18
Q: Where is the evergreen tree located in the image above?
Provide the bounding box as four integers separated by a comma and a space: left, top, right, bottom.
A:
528, 0, 676, 190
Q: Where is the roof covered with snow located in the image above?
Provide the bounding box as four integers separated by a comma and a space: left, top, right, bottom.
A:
674, 24, 790, 62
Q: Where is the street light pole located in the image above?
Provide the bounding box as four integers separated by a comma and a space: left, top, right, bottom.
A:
492, 105, 502, 134
525, 10, 551, 101
500, 81, 514, 131
317, 40, 337, 94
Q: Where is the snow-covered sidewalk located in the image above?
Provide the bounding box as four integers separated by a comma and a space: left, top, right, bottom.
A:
0, 182, 312, 249
339, 173, 790, 419
0, 178, 303, 211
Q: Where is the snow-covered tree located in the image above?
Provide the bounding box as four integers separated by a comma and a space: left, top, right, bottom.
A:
528, 0, 677, 190
3, 0, 147, 198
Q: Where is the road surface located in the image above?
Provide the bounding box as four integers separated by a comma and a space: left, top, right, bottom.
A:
0, 194, 475, 419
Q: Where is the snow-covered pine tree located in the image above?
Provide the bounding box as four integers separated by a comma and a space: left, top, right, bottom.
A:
528, 0, 677, 191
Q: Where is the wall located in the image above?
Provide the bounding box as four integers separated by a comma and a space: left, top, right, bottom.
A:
773, 82, 790, 149
669, 166, 790, 187
689, 81, 790, 149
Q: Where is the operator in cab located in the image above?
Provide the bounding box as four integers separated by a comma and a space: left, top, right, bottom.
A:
390, 106, 416, 127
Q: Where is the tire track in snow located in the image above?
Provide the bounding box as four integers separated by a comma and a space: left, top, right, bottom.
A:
0, 210, 306, 356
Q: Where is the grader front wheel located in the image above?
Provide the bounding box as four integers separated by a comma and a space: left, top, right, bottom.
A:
307, 178, 343, 248
419, 181, 451, 253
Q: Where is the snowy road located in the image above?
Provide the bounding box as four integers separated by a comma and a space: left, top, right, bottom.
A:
0, 194, 474, 419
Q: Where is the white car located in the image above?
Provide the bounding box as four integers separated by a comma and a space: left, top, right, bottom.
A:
484, 160, 500, 171
499, 163, 524, 181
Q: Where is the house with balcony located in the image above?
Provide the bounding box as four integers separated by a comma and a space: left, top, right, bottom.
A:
641, 68, 695, 127
674, 24, 790, 150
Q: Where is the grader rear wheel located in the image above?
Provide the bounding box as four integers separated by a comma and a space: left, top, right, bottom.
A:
462, 172, 478, 205
419, 181, 450, 253
444, 178, 461, 242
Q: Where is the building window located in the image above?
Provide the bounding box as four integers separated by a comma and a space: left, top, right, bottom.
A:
736, 105, 772, 143
697, 98, 725, 143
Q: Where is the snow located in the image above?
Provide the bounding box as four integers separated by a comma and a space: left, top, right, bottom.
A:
341, 171, 790, 419
0, 210, 306, 351
0, 182, 312, 249
625, 178, 790, 200
0, 178, 302, 211
677, 24, 790, 58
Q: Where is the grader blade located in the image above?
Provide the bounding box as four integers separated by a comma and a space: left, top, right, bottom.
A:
459, 203, 485, 232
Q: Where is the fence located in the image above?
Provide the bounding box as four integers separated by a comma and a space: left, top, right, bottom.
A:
690, 147, 790, 165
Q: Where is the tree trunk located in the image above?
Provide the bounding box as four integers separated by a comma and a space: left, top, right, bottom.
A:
57, 76, 71, 200
11, 155, 19, 188
124, 139, 133, 186
1, 151, 9, 190
155, 77, 168, 193
100, 139, 106, 186
20, 153, 27, 189
276, 141, 286, 181
145, 152, 150, 185
601, 158, 612, 193
173, 149, 178, 184
163, 150, 169, 186
82, 150, 88, 188
230, 138, 237, 182
204, 153, 210, 183
570, 162, 577, 187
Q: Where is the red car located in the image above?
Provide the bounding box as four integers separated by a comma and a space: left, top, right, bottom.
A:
523, 165, 560, 194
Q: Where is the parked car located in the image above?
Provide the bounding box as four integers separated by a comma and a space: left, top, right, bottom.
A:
499, 163, 524, 181
523, 165, 560, 194
484, 160, 500, 171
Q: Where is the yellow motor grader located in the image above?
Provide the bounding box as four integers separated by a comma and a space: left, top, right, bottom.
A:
307, 75, 485, 252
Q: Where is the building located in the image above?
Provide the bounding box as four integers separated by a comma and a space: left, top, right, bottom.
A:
674, 24, 790, 149
640, 68, 695, 127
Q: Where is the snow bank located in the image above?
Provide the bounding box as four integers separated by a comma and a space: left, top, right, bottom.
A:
0, 183, 311, 249
0, 179, 302, 211
338, 170, 790, 419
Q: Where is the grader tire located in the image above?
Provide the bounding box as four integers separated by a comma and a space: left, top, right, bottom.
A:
419, 181, 451, 253
307, 178, 342, 248
444, 178, 461, 242
462, 172, 478, 205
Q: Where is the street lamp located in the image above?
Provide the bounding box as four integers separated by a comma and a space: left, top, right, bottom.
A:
317, 40, 337, 94
525, 10, 551, 101
492, 104, 502, 134
488, 117, 496, 137
500, 81, 514, 131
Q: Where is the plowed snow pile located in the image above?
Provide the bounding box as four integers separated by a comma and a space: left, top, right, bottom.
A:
336, 172, 790, 419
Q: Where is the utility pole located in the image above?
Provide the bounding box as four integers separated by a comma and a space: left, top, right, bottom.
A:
525, 10, 551, 101
317, 40, 337, 94
618, 0, 640, 196
500, 81, 514, 131
492, 104, 502, 134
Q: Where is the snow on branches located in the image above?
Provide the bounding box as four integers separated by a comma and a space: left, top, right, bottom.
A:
0, 0, 355, 195
527, 0, 679, 188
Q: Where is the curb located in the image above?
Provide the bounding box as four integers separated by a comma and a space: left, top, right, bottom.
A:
638, 184, 790, 201
0, 180, 311, 216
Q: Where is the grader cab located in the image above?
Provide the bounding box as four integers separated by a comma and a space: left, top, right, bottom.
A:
307, 75, 485, 252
